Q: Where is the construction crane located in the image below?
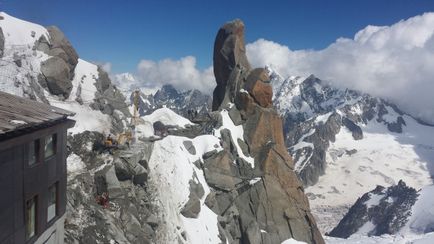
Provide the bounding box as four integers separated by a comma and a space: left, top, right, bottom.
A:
131, 90, 140, 127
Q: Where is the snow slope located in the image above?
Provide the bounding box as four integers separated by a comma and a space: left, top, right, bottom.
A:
0, 12, 49, 47
402, 185, 434, 234
148, 134, 223, 243
141, 107, 194, 128
0, 13, 120, 135
214, 109, 255, 167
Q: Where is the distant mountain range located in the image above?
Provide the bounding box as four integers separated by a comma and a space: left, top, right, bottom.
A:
128, 66, 434, 234
267, 67, 434, 233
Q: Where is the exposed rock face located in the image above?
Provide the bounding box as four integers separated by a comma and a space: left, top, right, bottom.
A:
213, 19, 251, 110
40, 56, 73, 97
90, 67, 131, 133
0, 27, 4, 58
342, 117, 363, 140
66, 132, 157, 244
328, 180, 418, 238
36, 26, 79, 98
245, 68, 273, 108
46, 26, 79, 70
207, 19, 324, 244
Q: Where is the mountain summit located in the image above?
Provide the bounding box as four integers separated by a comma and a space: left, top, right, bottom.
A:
208, 19, 324, 244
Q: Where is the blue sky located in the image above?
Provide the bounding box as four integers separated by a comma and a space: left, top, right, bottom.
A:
2, 0, 434, 73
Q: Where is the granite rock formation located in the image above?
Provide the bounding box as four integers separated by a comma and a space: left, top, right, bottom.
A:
204, 19, 325, 244
36, 26, 79, 98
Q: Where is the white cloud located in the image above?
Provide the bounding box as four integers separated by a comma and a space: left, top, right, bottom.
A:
134, 56, 215, 94
247, 12, 434, 123
100, 62, 112, 73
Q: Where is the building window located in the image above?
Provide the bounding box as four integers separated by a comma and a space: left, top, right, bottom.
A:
47, 183, 57, 222
25, 196, 37, 240
44, 134, 56, 159
29, 140, 40, 166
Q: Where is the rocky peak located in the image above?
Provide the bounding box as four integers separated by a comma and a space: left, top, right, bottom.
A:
212, 19, 251, 110
209, 19, 324, 244
328, 180, 418, 238
154, 84, 179, 101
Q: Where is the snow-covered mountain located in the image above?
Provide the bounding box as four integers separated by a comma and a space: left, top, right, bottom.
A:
269, 67, 434, 233
112, 72, 160, 96
132, 84, 212, 119
0, 12, 130, 135
0, 14, 325, 244
325, 180, 434, 244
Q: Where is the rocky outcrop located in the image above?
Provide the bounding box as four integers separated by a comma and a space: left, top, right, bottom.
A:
36, 26, 79, 98
205, 19, 324, 244
212, 19, 251, 110
66, 132, 158, 244
39, 56, 73, 97
245, 68, 273, 108
328, 180, 418, 238
90, 67, 131, 133
342, 117, 363, 140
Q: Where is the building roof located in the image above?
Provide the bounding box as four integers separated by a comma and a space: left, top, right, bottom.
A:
0, 91, 75, 136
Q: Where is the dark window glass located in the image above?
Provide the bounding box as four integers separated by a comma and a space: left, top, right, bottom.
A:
47, 184, 57, 222
29, 140, 40, 166
44, 134, 56, 159
25, 196, 37, 240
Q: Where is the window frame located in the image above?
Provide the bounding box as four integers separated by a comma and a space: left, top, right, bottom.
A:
47, 182, 58, 223
25, 195, 37, 241
28, 139, 40, 167
44, 134, 57, 160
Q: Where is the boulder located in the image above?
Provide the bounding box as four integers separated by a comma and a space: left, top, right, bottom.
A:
234, 91, 256, 118
220, 128, 236, 153
189, 179, 204, 199
244, 221, 262, 244
203, 150, 242, 191
212, 19, 251, 110
180, 194, 201, 218
246, 80, 272, 108
45, 26, 79, 71
114, 159, 132, 181
40, 56, 73, 97
96, 66, 111, 92
205, 191, 220, 214
33, 26, 79, 98
243, 108, 286, 157
118, 149, 149, 186
228, 104, 243, 125
133, 170, 148, 186
94, 165, 123, 198
183, 140, 196, 155
244, 68, 273, 107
